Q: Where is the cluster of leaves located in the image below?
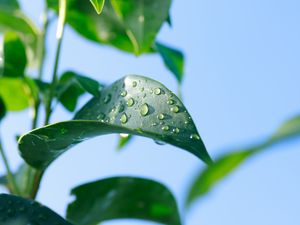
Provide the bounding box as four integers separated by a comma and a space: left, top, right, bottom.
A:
0, 0, 299, 224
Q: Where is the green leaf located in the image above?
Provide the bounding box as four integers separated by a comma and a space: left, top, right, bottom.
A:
89, 0, 105, 14
57, 71, 102, 112
0, 77, 33, 111
0, 194, 73, 224
67, 177, 181, 225
48, 0, 171, 55
0, 96, 6, 121
0, 9, 39, 66
117, 134, 133, 151
13, 164, 37, 198
0, 0, 20, 10
155, 42, 184, 83
18, 75, 211, 170
1, 32, 27, 77
186, 114, 300, 207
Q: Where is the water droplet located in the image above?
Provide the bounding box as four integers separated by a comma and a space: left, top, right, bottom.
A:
97, 113, 105, 120
118, 104, 125, 112
132, 81, 137, 87
167, 99, 175, 105
120, 133, 129, 138
120, 90, 127, 97
104, 94, 111, 104
172, 128, 180, 134
151, 122, 158, 126
162, 125, 170, 131
157, 113, 165, 120
60, 128, 67, 134
105, 118, 110, 123
120, 113, 128, 124
154, 88, 161, 95
111, 106, 116, 112
127, 98, 134, 107
190, 134, 200, 140
140, 103, 149, 116
184, 120, 189, 125
140, 87, 145, 92
170, 106, 179, 113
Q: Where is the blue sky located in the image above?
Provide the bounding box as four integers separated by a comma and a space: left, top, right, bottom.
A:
1, 0, 300, 224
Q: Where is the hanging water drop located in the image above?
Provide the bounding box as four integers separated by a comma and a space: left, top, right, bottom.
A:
157, 113, 165, 120
140, 103, 149, 116
127, 98, 134, 107
120, 113, 128, 124
170, 105, 179, 113
120, 133, 129, 138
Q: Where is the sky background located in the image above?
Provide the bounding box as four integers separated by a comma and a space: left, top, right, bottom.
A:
1, 0, 300, 224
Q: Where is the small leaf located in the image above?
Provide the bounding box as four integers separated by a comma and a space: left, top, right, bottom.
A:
0, 194, 73, 225
117, 134, 133, 151
186, 114, 300, 207
155, 42, 184, 83
56, 71, 103, 112
1, 32, 27, 77
0, 77, 33, 111
0, 96, 6, 121
67, 177, 181, 225
18, 75, 211, 169
89, 0, 105, 15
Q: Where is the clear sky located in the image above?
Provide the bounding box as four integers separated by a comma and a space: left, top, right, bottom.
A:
1, 0, 300, 224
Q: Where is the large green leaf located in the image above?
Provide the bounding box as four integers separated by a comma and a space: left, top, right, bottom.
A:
48, 0, 171, 55
0, 9, 39, 66
0, 194, 73, 225
90, 0, 105, 14
186, 114, 300, 207
0, 96, 6, 121
0, 77, 34, 111
155, 42, 184, 83
1, 31, 27, 77
18, 75, 211, 169
67, 177, 181, 225
56, 71, 103, 112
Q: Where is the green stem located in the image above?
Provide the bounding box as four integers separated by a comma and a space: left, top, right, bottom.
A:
0, 137, 20, 195
44, 0, 67, 125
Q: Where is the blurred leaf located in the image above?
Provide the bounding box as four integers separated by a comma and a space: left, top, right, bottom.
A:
155, 42, 184, 83
166, 14, 172, 27
0, 77, 34, 111
0, 96, 6, 121
117, 134, 133, 150
57, 71, 103, 112
18, 75, 211, 169
0, 8, 40, 66
0, 0, 20, 10
48, 0, 171, 55
67, 177, 181, 225
0, 194, 73, 224
13, 164, 37, 198
89, 0, 105, 14
1, 32, 27, 77
0, 174, 7, 187
186, 114, 300, 207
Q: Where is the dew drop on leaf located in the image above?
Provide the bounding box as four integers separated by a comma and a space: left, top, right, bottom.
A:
97, 113, 105, 120
154, 88, 162, 95
120, 90, 127, 97
167, 99, 175, 105
104, 94, 111, 104
162, 125, 170, 131
157, 113, 165, 120
140, 103, 149, 116
190, 134, 200, 140
172, 128, 180, 134
170, 106, 179, 113
127, 98, 134, 107
132, 81, 137, 87
120, 113, 128, 124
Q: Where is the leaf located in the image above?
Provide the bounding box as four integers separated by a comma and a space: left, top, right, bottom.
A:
67, 177, 181, 225
1, 31, 27, 77
18, 75, 211, 170
56, 71, 103, 112
13, 164, 37, 198
0, 194, 73, 225
0, 96, 6, 121
0, 174, 7, 187
89, 0, 105, 15
48, 0, 171, 55
0, 9, 39, 66
0, 77, 33, 111
155, 42, 184, 83
117, 134, 133, 150
186, 114, 300, 207
0, 0, 20, 10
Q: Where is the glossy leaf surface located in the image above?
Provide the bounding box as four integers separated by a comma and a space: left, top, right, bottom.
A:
186, 114, 300, 207
48, 0, 171, 54
90, 0, 105, 14
0, 194, 73, 225
156, 42, 184, 83
18, 75, 211, 169
67, 177, 181, 225
1, 32, 27, 77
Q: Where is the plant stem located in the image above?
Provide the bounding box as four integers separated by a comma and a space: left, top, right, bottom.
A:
44, 0, 67, 125
0, 137, 20, 195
